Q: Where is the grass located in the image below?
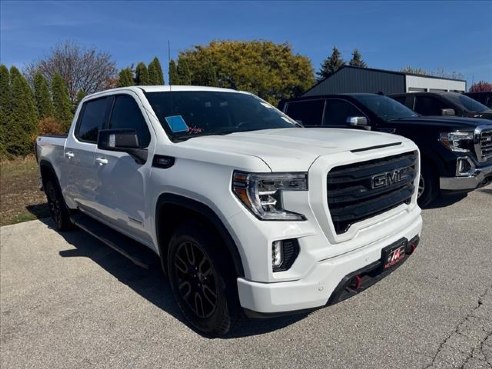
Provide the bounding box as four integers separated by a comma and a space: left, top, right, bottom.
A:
0, 156, 50, 226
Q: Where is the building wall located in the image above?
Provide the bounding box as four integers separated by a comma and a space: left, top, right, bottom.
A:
303, 68, 405, 96
405, 75, 466, 92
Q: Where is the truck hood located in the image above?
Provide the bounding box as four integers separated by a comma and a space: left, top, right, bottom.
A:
178, 128, 406, 171
393, 116, 492, 129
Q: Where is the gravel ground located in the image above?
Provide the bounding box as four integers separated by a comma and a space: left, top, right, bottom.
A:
1, 185, 491, 369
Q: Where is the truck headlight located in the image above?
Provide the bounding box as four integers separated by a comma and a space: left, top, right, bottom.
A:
232, 171, 307, 221
439, 131, 474, 153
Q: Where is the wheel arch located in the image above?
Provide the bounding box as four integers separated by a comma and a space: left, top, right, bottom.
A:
155, 193, 245, 278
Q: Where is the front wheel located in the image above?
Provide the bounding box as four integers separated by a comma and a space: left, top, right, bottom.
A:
417, 163, 439, 208
167, 222, 238, 336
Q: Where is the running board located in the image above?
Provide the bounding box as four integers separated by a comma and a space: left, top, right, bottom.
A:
70, 213, 158, 269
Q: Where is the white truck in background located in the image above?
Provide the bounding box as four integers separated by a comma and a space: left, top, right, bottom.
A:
36, 86, 422, 336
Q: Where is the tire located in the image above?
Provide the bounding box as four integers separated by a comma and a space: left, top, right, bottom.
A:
167, 221, 238, 336
45, 179, 73, 231
417, 162, 439, 208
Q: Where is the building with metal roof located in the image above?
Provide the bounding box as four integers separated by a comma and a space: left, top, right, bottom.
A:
303, 66, 466, 97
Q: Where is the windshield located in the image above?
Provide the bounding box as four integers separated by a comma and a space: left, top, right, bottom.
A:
445, 93, 490, 113
353, 95, 418, 120
145, 91, 299, 141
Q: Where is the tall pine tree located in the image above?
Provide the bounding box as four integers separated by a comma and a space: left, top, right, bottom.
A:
169, 59, 179, 85
317, 47, 345, 81
51, 73, 73, 132
7, 72, 38, 155
0, 65, 10, 157
135, 62, 150, 85
34, 72, 54, 119
148, 57, 164, 85
349, 49, 367, 68
177, 59, 192, 85
75, 90, 86, 111
0, 65, 10, 126
118, 68, 134, 87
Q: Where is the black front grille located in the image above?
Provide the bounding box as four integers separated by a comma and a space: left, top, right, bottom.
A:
327, 151, 417, 234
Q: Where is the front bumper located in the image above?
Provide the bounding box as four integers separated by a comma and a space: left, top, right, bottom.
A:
236, 208, 422, 314
440, 161, 492, 191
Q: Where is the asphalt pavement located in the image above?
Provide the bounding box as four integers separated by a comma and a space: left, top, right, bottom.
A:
1, 186, 491, 369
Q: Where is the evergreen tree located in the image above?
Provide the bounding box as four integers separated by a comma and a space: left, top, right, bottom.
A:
118, 68, 134, 87
34, 72, 54, 119
75, 90, 86, 112
0, 65, 10, 157
177, 59, 192, 85
9, 66, 23, 82
169, 59, 179, 85
317, 47, 345, 81
148, 57, 164, 85
0, 65, 10, 126
349, 49, 367, 68
51, 73, 73, 132
6, 72, 38, 156
135, 62, 150, 85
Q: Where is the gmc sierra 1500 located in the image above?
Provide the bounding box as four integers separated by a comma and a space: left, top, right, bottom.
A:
36, 86, 422, 336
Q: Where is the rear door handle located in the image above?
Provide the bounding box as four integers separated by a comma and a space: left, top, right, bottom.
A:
65, 151, 75, 159
96, 157, 108, 166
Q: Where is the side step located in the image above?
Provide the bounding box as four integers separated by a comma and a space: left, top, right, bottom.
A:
70, 213, 158, 269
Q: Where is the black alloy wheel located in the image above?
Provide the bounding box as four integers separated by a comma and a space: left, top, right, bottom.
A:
173, 241, 218, 319
167, 222, 238, 336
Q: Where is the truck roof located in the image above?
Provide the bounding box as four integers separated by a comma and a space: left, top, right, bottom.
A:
85, 85, 241, 100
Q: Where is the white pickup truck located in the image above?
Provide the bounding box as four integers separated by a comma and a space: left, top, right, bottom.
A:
36, 86, 422, 336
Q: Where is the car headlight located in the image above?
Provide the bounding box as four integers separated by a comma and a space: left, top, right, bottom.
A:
232, 171, 307, 221
439, 131, 474, 152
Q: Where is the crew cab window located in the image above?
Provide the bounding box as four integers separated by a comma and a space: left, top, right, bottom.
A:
323, 99, 366, 125
109, 95, 151, 148
76, 97, 109, 143
414, 96, 448, 116
285, 99, 324, 126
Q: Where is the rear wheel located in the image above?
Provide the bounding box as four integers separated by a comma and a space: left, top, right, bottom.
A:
167, 221, 238, 336
45, 179, 73, 231
417, 162, 439, 208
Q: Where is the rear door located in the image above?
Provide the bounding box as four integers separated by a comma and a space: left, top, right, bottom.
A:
93, 92, 153, 245
61, 96, 111, 211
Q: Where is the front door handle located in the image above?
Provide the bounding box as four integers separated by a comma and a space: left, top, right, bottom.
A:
65, 151, 75, 159
96, 157, 108, 166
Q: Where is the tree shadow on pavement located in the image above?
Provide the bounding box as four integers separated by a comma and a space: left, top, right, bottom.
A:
36, 217, 305, 339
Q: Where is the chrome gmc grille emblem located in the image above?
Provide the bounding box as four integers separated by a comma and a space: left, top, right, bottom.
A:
372, 169, 405, 189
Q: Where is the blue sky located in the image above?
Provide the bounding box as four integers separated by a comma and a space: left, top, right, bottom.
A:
1, 1, 491, 88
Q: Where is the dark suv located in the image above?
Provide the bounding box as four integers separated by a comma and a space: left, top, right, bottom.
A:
279, 93, 492, 207
390, 92, 492, 120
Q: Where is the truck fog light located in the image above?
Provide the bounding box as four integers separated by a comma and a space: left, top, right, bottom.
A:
272, 239, 300, 272
456, 157, 475, 176
272, 241, 283, 268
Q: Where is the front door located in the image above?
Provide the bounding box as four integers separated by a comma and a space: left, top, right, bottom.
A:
93, 92, 153, 245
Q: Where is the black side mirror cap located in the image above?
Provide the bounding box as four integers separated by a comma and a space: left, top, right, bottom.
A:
97, 129, 148, 164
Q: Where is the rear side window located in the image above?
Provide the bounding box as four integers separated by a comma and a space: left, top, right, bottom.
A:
414, 96, 447, 116
323, 99, 366, 125
109, 95, 151, 147
76, 97, 109, 143
285, 99, 324, 126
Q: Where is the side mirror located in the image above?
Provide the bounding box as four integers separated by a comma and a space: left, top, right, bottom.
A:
441, 108, 455, 116
347, 116, 369, 127
97, 129, 147, 164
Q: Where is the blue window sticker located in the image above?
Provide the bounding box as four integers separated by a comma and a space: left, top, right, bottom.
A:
165, 115, 189, 133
